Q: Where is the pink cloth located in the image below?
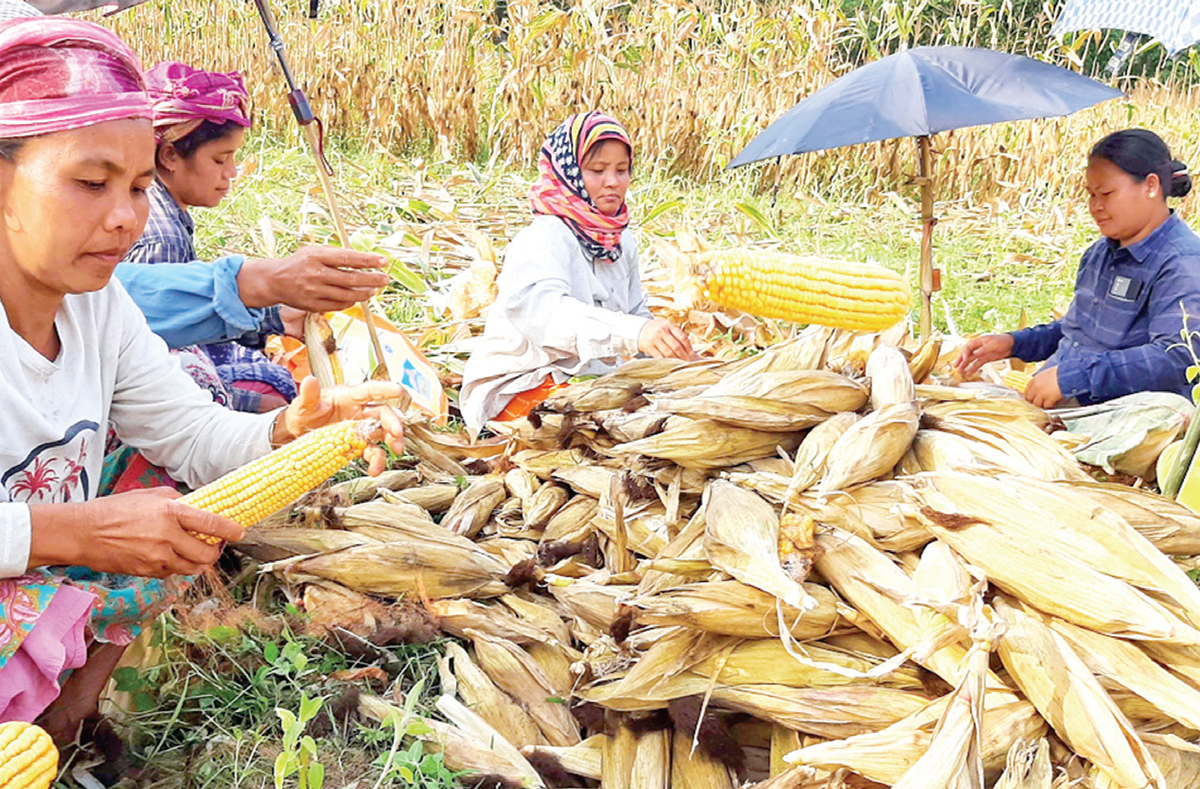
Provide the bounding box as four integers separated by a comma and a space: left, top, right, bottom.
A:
0, 18, 151, 139
145, 61, 250, 143
0, 585, 94, 723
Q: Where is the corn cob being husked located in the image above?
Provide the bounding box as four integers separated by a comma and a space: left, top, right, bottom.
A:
0, 722, 57, 789
692, 249, 910, 331
180, 420, 378, 544
1003, 369, 1032, 394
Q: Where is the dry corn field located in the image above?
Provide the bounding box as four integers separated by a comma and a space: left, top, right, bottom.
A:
219, 324, 1200, 789
109, 0, 1199, 212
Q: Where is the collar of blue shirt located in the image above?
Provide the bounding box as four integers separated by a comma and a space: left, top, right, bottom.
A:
1104, 210, 1182, 264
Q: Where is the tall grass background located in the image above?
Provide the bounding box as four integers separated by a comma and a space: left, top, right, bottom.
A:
106, 0, 1200, 225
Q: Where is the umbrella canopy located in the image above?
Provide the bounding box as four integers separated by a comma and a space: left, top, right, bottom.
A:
727, 46, 1121, 338
1053, 0, 1200, 57
24, 0, 147, 14
729, 46, 1123, 167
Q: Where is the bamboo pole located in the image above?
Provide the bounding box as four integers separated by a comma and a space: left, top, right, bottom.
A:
252, 0, 391, 382
917, 135, 935, 340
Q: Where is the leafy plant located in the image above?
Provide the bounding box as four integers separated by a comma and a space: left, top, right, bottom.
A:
275, 695, 326, 789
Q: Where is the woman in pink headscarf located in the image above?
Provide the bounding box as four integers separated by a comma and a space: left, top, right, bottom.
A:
0, 18, 404, 750
123, 61, 300, 415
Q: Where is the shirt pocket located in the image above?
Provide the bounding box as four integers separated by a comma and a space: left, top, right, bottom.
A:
1089, 287, 1148, 349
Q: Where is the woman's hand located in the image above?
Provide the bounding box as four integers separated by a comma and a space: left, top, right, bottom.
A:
953, 333, 1015, 378
237, 246, 390, 313
273, 376, 406, 475
1024, 366, 1063, 409
28, 489, 243, 578
638, 319, 696, 360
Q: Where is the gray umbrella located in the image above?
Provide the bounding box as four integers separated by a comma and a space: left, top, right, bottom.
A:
728, 46, 1122, 338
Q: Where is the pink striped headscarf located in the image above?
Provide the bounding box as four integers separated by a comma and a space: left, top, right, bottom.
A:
146, 62, 250, 144
0, 18, 151, 139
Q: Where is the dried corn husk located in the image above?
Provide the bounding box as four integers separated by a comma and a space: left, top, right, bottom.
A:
524, 482, 570, 530
443, 477, 506, 537
866, 344, 916, 410
803, 480, 931, 553
927, 413, 1089, 482
654, 396, 844, 432
428, 598, 556, 644
1047, 618, 1200, 730
817, 402, 920, 495
890, 640, 989, 789
1063, 480, 1200, 555
908, 334, 942, 384
785, 696, 1045, 785
711, 684, 931, 740
542, 379, 646, 413
553, 465, 619, 499
522, 735, 606, 782
238, 527, 377, 563
690, 638, 925, 691
629, 580, 839, 639
673, 726, 737, 788
629, 726, 671, 789
328, 469, 418, 504
994, 597, 1166, 789
441, 643, 542, 748
500, 593, 575, 645
381, 483, 458, 513
602, 724, 638, 789
913, 473, 1200, 643
813, 526, 976, 685
617, 419, 801, 469
704, 480, 814, 611
505, 468, 540, 505
468, 630, 580, 747
547, 580, 630, 631
541, 495, 599, 544
994, 739, 1053, 789
784, 412, 859, 498
277, 527, 509, 599
357, 694, 544, 788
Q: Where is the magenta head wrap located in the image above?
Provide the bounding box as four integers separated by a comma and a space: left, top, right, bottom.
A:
0, 18, 151, 139
145, 61, 250, 144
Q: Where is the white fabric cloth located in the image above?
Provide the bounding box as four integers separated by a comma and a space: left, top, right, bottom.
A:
460, 216, 652, 432
0, 280, 275, 577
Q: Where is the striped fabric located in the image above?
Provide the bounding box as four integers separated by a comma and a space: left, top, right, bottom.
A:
528, 110, 632, 262
1053, 0, 1200, 56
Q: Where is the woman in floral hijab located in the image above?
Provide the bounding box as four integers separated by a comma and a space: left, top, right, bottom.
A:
460, 110, 695, 432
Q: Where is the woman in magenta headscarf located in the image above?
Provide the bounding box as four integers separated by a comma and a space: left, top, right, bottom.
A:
123, 61, 299, 414
0, 19, 404, 746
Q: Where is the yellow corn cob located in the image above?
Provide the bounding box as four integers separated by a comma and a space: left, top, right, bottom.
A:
180, 420, 378, 544
0, 721, 58, 789
1003, 370, 1033, 394
694, 249, 910, 331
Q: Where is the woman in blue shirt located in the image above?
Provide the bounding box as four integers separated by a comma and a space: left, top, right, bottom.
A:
956, 129, 1200, 408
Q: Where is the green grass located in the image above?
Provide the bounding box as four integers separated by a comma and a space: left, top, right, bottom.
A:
82, 131, 1183, 787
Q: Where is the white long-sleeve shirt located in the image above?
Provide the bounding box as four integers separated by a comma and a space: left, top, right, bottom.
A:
0, 280, 275, 577
459, 216, 652, 432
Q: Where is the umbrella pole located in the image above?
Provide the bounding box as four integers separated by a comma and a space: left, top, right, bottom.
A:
917, 135, 935, 340
251, 0, 392, 382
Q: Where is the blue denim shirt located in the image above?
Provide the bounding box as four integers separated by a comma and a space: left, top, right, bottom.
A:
115, 180, 284, 350
1009, 213, 1200, 405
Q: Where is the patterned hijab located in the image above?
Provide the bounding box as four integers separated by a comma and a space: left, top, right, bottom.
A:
0, 18, 152, 138
529, 111, 632, 262
145, 61, 251, 144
